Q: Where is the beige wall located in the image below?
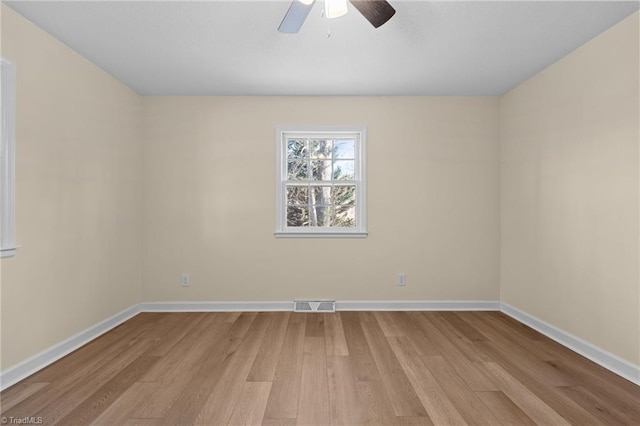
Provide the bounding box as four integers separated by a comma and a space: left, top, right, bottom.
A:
141, 97, 501, 302
0, 5, 142, 369
500, 12, 640, 365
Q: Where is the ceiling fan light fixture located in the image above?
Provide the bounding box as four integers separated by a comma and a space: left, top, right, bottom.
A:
324, 0, 348, 19
280, 0, 395, 33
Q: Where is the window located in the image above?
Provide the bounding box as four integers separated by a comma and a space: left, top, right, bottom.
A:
275, 127, 367, 238
1, 58, 16, 258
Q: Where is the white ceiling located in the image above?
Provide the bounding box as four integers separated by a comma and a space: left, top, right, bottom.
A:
5, 1, 639, 96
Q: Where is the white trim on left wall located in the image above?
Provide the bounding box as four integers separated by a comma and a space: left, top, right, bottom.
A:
0, 305, 140, 391
0, 57, 17, 258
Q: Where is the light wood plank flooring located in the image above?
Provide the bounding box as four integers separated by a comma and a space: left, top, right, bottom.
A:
1, 311, 639, 425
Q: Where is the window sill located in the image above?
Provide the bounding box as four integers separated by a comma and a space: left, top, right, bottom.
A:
275, 231, 368, 239
0, 247, 17, 258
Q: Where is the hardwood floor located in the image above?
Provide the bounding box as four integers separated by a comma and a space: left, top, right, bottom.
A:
1, 311, 639, 425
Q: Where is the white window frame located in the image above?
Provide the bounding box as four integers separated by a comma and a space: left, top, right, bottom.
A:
275, 126, 367, 238
1, 58, 17, 258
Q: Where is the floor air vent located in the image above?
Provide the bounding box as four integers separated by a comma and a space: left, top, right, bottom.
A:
294, 300, 336, 313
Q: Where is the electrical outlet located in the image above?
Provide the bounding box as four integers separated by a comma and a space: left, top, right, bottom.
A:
181, 273, 190, 287
396, 273, 406, 286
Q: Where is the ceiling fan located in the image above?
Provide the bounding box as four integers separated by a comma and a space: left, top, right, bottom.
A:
278, 0, 396, 33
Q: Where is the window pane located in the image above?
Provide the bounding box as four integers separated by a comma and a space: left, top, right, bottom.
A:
310, 186, 332, 206
333, 160, 355, 180
287, 160, 308, 180
309, 205, 332, 227
287, 139, 307, 159
310, 139, 332, 159
287, 186, 308, 205
332, 185, 356, 205
287, 206, 309, 227
334, 205, 356, 227
310, 160, 333, 181
333, 139, 355, 159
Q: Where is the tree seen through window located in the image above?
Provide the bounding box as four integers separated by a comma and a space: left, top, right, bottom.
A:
285, 138, 356, 227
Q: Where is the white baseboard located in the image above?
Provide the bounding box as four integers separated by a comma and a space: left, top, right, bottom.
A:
139, 301, 294, 312
336, 300, 500, 311
138, 300, 500, 312
0, 304, 140, 392
501, 303, 640, 386
2, 300, 637, 391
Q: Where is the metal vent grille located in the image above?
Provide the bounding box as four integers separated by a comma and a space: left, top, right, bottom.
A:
294, 300, 336, 313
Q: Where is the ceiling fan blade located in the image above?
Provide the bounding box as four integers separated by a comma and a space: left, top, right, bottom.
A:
278, 0, 316, 34
349, 0, 396, 28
